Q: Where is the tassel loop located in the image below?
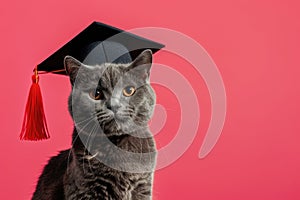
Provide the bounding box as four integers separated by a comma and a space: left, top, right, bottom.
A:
32, 68, 39, 84
20, 68, 50, 141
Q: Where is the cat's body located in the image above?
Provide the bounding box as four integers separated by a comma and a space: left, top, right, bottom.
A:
32, 50, 157, 200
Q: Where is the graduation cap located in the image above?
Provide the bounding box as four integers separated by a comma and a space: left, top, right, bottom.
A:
20, 21, 164, 141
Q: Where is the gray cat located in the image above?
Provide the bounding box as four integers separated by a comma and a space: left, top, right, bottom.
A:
32, 50, 157, 200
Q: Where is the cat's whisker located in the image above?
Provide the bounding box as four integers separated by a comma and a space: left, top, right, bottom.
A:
76, 118, 96, 136
66, 118, 96, 170
87, 125, 103, 174
74, 115, 96, 126
85, 130, 99, 171
67, 132, 80, 169
83, 122, 99, 173
69, 119, 96, 169
97, 114, 113, 121
86, 152, 99, 160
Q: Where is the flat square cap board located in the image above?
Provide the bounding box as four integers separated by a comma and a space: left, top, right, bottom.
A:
37, 21, 165, 75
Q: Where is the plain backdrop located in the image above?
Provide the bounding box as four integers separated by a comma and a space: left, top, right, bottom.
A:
1, 0, 300, 199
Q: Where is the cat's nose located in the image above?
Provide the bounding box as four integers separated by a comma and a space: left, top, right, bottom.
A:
106, 98, 120, 112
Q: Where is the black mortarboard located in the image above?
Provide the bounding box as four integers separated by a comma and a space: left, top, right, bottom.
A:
20, 21, 164, 141
37, 21, 164, 75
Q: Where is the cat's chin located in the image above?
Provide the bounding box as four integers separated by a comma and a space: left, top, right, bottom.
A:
100, 120, 125, 136
102, 119, 146, 137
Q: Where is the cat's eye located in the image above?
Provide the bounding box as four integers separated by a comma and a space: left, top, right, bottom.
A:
89, 88, 102, 100
123, 86, 136, 97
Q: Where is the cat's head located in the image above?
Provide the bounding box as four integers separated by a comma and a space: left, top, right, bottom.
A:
64, 50, 156, 137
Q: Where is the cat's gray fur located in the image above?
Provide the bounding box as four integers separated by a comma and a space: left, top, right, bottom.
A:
32, 50, 157, 200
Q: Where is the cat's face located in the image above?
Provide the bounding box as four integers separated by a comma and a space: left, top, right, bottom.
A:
65, 50, 156, 137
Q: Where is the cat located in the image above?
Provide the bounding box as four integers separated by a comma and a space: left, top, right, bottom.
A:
32, 50, 157, 200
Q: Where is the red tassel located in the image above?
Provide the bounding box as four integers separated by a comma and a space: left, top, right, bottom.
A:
20, 69, 50, 141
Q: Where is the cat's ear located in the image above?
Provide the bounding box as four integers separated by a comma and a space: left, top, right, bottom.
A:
127, 49, 152, 81
64, 56, 82, 84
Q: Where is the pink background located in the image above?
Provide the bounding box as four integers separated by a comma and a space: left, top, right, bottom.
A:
1, 0, 300, 199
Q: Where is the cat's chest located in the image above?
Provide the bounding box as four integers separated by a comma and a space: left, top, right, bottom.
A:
64, 164, 149, 199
